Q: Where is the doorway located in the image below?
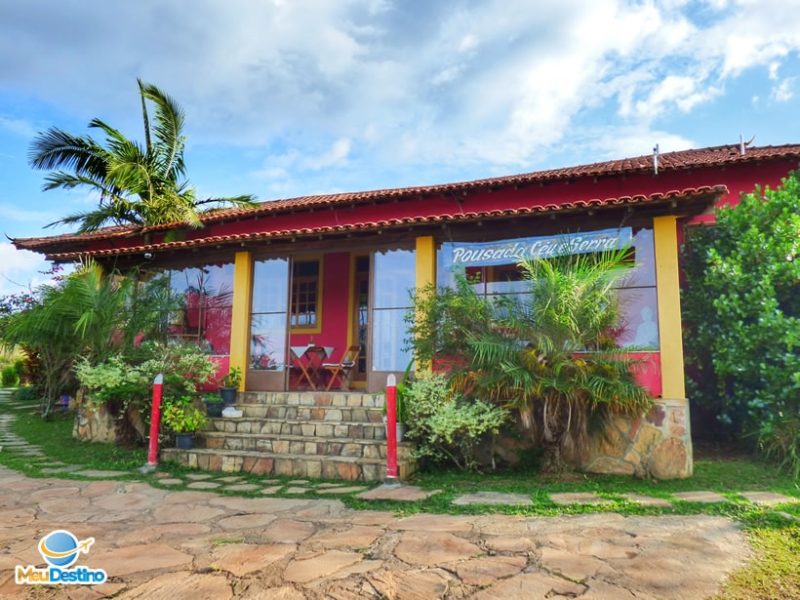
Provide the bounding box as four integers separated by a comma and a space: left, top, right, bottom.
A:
351, 255, 370, 386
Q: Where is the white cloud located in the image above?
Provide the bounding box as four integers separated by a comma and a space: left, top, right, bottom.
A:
633, 76, 720, 119
771, 78, 795, 102
0, 204, 58, 224
304, 137, 352, 170
1, 0, 799, 188
0, 116, 35, 138
0, 243, 50, 297
574, 126, 695, 162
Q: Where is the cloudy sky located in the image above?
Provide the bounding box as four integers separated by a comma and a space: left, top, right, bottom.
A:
0, 0, 799, 294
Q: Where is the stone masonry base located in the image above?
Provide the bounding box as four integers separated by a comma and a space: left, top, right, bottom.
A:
583, 399, 693, 479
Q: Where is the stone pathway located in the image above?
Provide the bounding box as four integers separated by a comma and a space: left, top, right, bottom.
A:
2, 389, 800, 511
0, 392, 45, 460
0, 466, 751, 599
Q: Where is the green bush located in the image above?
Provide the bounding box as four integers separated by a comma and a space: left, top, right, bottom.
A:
404, 372, 509, 471
410, 252, 652, 473
13, 386, 39, 404
162, 396, 207, 433
1, 365, 18, 387
683, 172, 800, 475
75, 341, 216, 442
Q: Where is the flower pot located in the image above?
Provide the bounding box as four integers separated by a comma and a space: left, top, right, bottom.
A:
219, 387, 237, 406
175, 432, 195, 450
204, 401, 223, 418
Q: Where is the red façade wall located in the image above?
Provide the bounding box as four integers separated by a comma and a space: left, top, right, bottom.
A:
289, 252, 351, 364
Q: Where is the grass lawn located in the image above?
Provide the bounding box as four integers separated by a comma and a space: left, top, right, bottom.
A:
1, 389, 798, 599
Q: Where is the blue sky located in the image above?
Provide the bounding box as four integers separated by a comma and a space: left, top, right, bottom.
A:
1, 0, 799, 294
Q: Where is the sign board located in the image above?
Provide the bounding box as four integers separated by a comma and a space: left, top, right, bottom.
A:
443, 227, 633, 268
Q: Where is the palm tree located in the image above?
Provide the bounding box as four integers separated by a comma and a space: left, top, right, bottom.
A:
450, 250, 653, 472
29, 80, 255, 233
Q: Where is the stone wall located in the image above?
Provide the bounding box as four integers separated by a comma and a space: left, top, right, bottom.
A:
583, 399, 693, 479
73, 403, 117, 443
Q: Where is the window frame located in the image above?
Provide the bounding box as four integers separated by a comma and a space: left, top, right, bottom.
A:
290, 257, 323, 333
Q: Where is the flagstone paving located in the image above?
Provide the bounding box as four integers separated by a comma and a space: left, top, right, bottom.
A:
674, 491, 729, 503
0, 465, 752, 599
740, 491, 797, 506
621, 493, 673, 508
356, 483, 441, 502
549, 492, 610, 506
453, 491, 533, 506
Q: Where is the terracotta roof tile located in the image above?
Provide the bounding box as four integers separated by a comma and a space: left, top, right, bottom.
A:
13, 143, 799, 252
38, 185, 726, 261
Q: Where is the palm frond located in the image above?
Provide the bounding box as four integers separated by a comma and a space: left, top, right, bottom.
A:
28, 128, 107, 176
138, 81, 186, 178
194, 194, 258, 209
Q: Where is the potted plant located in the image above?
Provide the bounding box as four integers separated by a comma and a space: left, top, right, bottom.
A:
219, 367, 242, 406
203, 393, 224, 418
162, 396, 207, 449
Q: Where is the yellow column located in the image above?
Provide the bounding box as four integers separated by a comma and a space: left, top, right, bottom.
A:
229, 251, 253, 391
414, 236, 436, 371
653, 216, 686, 399
415, 236, 436, 295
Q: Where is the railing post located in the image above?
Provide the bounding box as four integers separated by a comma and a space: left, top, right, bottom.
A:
145, 374, 164, 469
385, 374, 399, 484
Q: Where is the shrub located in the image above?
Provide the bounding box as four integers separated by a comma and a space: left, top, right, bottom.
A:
410, 251, 652, 473
1, 365, 18, 387
683, 172, 800, 476
13, 386, 39, 404
0, 263, 179, 416
75, 341, 216, 442
221, 366, 242, 389
404, 372, 509, 471
162, 396, 207, 433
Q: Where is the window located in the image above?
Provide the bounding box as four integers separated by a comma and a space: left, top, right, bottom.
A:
166, 262, 234, 355
437, 227, 659, 350
250, 258, 290, 371
291, 259, 321, 330
372, 249, 415, 372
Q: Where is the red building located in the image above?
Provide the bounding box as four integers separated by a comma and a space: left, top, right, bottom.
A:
16, 143, 800, 480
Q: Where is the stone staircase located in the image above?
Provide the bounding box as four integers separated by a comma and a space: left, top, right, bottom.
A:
161, 391, 416, 481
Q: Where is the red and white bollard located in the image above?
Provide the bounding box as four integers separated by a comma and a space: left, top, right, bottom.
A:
143, 374, 164, 472
385, 374, 399, 484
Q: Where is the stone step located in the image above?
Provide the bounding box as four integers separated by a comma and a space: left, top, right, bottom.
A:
231, 403, 384, 423
241, 391, 385, 409
161, 447, 415, 481
199, 431, 413, 460
210, 418, 387, 440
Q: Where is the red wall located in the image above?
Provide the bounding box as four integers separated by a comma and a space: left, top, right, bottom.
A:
290, 252, 350, 364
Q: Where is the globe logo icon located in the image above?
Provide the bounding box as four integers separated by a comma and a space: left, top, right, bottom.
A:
38, 530, 93, 568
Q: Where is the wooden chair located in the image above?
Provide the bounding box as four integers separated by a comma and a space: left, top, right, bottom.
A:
288, 347, 317, 390
321, 345, 361, 391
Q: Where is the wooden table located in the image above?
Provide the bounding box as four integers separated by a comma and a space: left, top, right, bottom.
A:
289, 345, 334, 390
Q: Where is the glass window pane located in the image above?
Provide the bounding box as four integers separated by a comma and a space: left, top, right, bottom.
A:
616, 287, 659, 349
170, 263, 233, 308
373, 249, 415, 309
203, 307, 232, 354
371, 308, 413, 372
250, 313, 287, 371
252, 258, 289, 313
618, 228, 656, 288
